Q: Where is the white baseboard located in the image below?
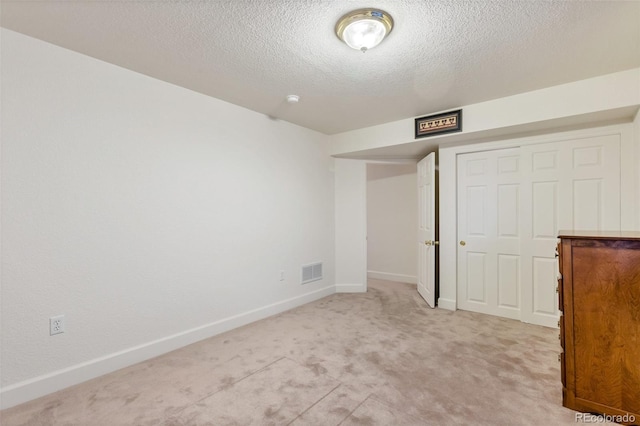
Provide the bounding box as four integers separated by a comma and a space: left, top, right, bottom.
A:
437, 297, 456, 311
335, 283, 366, 293
367, 270, 417, 284
0, 285, 336, 410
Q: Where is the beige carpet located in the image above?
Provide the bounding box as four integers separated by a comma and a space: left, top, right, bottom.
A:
1, 279, 585, 425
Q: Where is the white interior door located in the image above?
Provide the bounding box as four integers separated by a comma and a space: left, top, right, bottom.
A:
417, 152, 436, 308
519, 134, 621, 327
457, 148, 522, 320
457, 133, 622, 327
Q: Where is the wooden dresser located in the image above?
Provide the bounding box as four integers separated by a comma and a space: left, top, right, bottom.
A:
557, 231, 640, 423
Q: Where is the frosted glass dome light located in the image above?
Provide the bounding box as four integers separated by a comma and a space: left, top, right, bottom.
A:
335, 9, 394, 53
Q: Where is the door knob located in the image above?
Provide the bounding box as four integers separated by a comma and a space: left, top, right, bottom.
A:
424, 240, 440, 246
459, 241, 466, 246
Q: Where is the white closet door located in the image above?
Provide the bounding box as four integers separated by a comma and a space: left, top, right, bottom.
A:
520, 134, 621, 327
457, 133, 621, 327
457, 148, 522, 320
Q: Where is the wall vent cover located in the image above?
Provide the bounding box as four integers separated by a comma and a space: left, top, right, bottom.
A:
301, 262, 323, 284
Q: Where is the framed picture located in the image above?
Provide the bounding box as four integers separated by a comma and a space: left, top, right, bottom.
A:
415, 109, 462, 139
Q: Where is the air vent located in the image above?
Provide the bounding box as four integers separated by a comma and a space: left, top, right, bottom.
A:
301, 262, 323, 285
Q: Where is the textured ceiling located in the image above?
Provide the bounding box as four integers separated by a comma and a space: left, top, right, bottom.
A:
2, 0, 639, 135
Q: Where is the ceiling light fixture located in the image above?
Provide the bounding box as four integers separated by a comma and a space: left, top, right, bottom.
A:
335, 8, 394, 53
286, 94, 300, 103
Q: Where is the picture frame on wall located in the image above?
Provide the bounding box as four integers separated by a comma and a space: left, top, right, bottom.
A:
415, 109, 462, 139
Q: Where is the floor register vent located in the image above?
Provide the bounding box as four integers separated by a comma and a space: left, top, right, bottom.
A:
301, 262, 323, 284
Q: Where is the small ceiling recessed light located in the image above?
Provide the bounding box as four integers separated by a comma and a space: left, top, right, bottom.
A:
335, 8, 394, 53
286, 94, 300, 103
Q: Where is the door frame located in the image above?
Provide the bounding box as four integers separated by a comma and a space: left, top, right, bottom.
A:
437, 123, 637, 312
335, 158, 419, 294
365, 159, 420, 289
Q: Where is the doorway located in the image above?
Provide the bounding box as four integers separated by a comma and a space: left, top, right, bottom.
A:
366, 162, 418, 285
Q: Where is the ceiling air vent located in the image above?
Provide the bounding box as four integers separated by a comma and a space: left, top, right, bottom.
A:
301, 262, 323, 285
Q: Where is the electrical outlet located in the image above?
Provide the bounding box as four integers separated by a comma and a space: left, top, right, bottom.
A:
50, 315, 65, 335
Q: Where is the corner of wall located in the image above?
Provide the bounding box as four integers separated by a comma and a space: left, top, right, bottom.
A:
335, 284, 366, 293
334, 159, 367, 292
437, 148, 458, 309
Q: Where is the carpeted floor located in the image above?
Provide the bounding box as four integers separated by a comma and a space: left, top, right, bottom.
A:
1, 279, 587, 425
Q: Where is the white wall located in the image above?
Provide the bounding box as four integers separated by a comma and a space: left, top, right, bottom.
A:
0, 29, 335, 408
328, 68, 640, 157
334, 159, 367, 293
366, 163, 417, 283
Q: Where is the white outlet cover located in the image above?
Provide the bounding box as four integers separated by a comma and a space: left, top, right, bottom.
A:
50, 315, 65, 335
